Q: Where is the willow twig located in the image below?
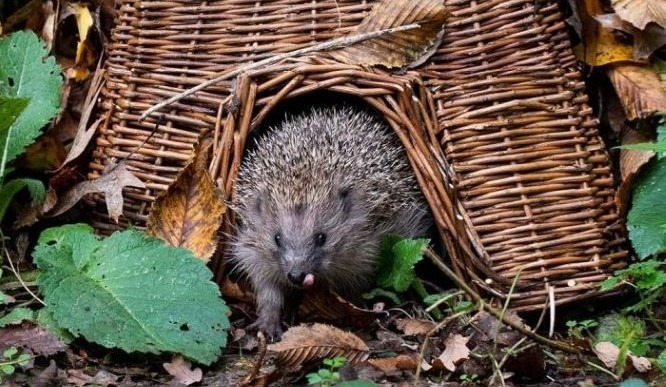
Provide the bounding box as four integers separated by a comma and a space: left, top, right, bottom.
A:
139, 23, 420, 120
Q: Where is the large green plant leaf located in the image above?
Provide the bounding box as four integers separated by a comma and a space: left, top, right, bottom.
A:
627, 157, 666, 258
34, 224, 229, 365
0, 30, 62, 165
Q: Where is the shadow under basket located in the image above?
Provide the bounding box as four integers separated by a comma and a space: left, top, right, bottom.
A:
87, 0, 629, 312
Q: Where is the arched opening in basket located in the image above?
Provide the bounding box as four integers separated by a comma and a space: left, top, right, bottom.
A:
209, 63, 462, 285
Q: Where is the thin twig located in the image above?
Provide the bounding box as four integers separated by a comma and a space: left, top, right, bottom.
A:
240, 331, 268, 386
2, 240, 45, 306
139, 23, 421, 120
423, 248, 582, 354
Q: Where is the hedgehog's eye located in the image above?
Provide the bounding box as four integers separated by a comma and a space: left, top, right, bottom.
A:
274, 233, 283, 248
314, 232, 327, 247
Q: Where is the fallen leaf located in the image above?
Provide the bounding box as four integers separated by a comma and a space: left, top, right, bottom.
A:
611, 0, 666, 30
0, 323, 67, 356
367, 354, 416, 373
629, 353, 652, 372
62, 67, 106, 166
147, 144, 225, 261
573, 0, 634, 66
434, 334, 470, 372
395, 318, 436, 336
329, 0, 446, 68
608, 63, 666, 120
66, 369, 93, 387
267, 323, 369, 368
594, 13, 666, 60
163, 356, 203, 385
70, 3, 95, 81
593, 341, 620, 368
46, 161, 146, 222
221, 279, 255, 304
298, 289, 381, 328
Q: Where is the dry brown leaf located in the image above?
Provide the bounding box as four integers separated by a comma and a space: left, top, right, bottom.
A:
222, 279, 255, 304
163, 356, 203, 385
594, 13, 666, 60
0, 323, 67, 356
395, 318, 436, 336
608, 63, 666, 120
593, 341, 620, 368
434, 334, 470, 372
329, 0, 446, 68
629, 353, 652, 373
267, 323, 369, 368
147, 145, 225, 262
573, 0, 634, 66
63, 68, 106, 166
298, 289, 381, 328
46, 161, 146, 222
367, 354, 416, 373
612, 0, 666, 30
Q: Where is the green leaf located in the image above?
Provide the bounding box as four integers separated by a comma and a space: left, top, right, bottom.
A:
0, 177, 44, 221
0, 307, 35, 327
0, 30, 62, 165
376, 237, 429, 292
0, 364, 15, 375
2, 347, 17, 359
627, 157, 666, 258
34, 225, 230, 365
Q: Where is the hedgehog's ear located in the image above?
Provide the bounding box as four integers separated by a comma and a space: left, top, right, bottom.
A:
338, 187, 353, 215
251, 191, 267, 217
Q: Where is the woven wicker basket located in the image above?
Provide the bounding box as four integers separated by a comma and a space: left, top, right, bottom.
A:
88, 0, 628, 311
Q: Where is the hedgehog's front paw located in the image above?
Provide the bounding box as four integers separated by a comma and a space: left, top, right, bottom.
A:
248, 315, 285, 342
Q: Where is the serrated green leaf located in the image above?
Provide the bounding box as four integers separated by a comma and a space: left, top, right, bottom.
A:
376, 237, 428, 292
34, 225, 230, 365
0, 30, 62, 165
0, 307, 35, 327
0, 177, 44, 221
627, 157, 666, 258
0, 364, 15, 374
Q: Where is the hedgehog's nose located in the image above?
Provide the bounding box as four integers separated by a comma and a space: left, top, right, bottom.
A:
287, 270, 306, 285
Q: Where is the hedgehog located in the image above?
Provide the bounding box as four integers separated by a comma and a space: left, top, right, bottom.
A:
231, 105, 430, 339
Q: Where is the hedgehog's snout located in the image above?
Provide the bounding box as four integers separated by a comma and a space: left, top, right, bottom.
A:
286, 270, 315, 287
